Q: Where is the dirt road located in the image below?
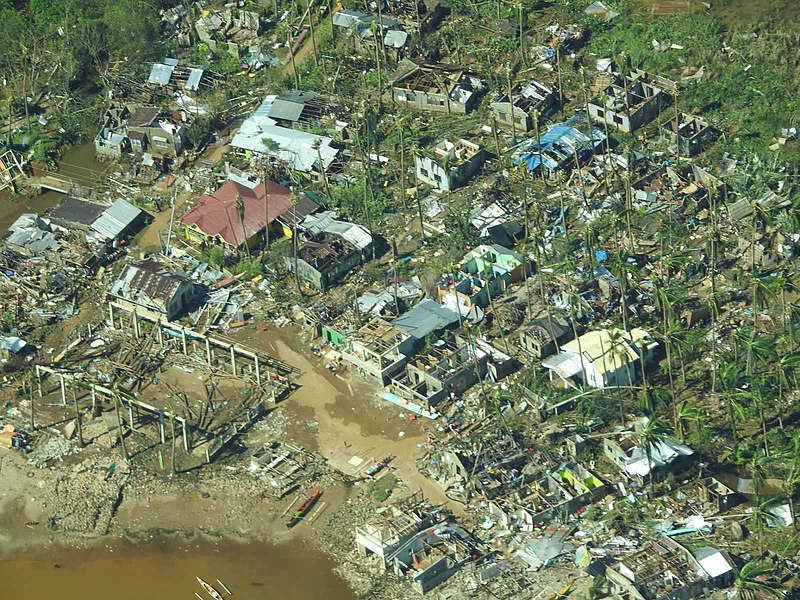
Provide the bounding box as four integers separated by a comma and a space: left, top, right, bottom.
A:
232, 324, 453, 509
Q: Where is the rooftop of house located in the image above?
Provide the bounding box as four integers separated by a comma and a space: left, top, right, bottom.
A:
127, 107, 162, 128
562, 327, 655, 367
109, 260, 191, 307
230, 97, 339, 172
394, 300, 460, 340
180, 179, 299, 247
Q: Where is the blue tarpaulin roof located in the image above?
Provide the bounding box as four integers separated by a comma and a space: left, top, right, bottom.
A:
516, 120, 605, 173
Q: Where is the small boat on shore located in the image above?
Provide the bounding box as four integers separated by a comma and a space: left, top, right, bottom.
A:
286, 487, 322, 528
196, 576, 224, 600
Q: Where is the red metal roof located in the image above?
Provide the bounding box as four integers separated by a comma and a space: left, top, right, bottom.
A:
180, 180, 293, 247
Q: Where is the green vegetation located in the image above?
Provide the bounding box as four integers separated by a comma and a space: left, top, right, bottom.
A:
367, 474, 397, 502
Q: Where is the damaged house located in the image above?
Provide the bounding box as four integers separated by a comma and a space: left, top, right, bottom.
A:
95, 105, 188, 160
604, 538, 733, 600
517, 314, 573, 359
603, 426, 695, 483
387, 334, 486, 411
286, 211, 375, 290
108, 260, 196, 321
341, 318, 415, 384
662, 112, 721, 157
515, 118, 606, 179
587, 69, 674, 133
542, 327, 657, 389
230, 96, 340, 175
180, 179, 318, 251
415, 138, 487, 192
392, 63, 485, 114
491, 79, 558, 133
437, 244, 527, 314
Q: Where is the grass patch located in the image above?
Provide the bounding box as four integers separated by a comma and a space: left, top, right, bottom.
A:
367, 474, 397, 502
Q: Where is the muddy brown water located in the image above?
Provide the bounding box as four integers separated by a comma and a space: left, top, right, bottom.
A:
0, 141, 109, 234
0, 538, 356, 600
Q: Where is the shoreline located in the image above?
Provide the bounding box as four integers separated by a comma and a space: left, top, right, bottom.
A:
0, 323, 438, 599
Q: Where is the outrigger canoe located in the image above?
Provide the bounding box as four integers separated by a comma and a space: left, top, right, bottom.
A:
286, 487, 322, 528
196, 576, 223, 600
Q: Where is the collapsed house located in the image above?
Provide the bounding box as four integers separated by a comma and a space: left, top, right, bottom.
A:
341, 318, 415, 384
286, 211, 375, 290
392, 63, 485, 114
604, 538, 734, 600
437, 244, 528, 315
333, 9, 413, 62
248, 442, 322, 498
108, 260, 196, 321
587, 70, 675, 133
603, 427, 695, 483
181, 179, 319, 251
515, 118, 606, 179
542, 327, 657, 389
490, 79, 558, 133
4, 214, 62, 261
230, 96, 340, 175
415, 138, 487, 192
662, 113, 721, 157
356, 494, 481, 595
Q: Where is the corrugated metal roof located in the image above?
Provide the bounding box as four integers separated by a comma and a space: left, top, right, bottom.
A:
395, 300, 459, 339
90, 199, 144, 240
269, 98, 305, 122
185, 68, 204, 91
147, 63, 174, 86
230, 98, 338, 172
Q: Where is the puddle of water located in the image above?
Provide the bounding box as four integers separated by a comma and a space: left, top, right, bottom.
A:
0, 537, 356, 600
0, 141, 108, 234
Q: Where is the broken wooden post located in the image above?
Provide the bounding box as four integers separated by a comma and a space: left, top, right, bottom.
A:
205, 337, 212, 365
132, 310, 140, 338
108, 302, 115, 329
181, 329, 187, 354
254, 355, 261, 386
182, 419, 189, 453
59, 373, 67, 405
34, 365, 43, 397
128, 403, 135, 430
170, 414, 177, 475
159, 411, 166, 444
230, 346, 237, 376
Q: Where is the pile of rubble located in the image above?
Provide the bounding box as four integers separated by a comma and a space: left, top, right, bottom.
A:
27, 431, 77, 468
